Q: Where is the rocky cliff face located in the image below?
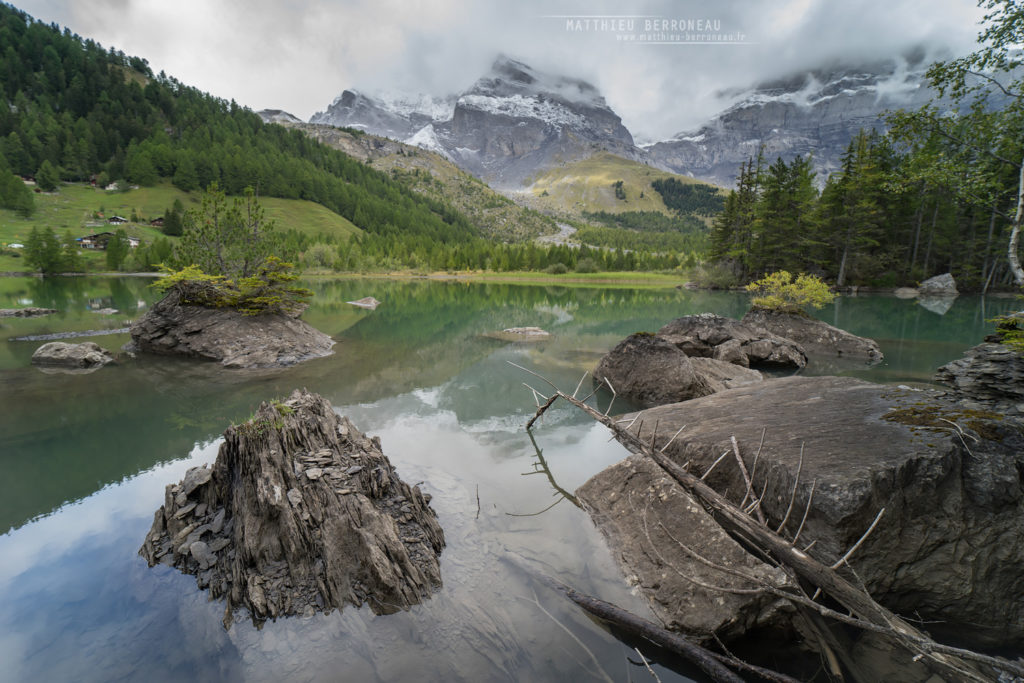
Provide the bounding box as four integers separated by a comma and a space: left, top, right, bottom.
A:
646, 57, 939, 187
311, 56, 641, 187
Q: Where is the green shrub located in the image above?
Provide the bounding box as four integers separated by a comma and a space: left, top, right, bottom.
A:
543, 262, 569, 274
154, 257, 312, 316
990, 305, 1024, 353
575, 258, 599, 274
745, 270, 835, 314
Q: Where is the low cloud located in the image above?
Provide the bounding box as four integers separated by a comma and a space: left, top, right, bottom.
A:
21, 0, 985, 140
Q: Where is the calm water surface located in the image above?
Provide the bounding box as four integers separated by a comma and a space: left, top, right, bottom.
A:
0, 276, 1016, 683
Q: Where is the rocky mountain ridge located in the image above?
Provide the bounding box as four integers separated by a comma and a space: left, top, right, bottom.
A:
289, 54, 947, 190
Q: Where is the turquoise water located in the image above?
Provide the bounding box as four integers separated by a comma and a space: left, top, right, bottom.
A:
0, 277, 1016, 682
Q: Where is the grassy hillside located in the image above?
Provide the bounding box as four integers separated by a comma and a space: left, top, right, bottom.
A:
0, 182, 361, 272
282, 123, 557, 242
515, 152, 723, 218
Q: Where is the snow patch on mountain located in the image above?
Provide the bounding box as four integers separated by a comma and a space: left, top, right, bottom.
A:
406, 124, 451, 159
457, 94, 587, 128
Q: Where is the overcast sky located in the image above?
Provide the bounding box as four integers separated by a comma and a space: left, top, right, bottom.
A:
20, 0, 985, 140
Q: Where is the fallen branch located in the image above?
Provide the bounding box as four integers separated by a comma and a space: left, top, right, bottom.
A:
517, 375, 1023, 682
506, 557, 774, 683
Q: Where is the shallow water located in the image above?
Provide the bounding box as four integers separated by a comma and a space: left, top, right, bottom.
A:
0, 277, 1016, 682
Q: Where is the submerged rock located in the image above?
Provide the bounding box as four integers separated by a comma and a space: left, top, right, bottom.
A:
129, 289, 334, 368
31, 341, 115, 370
893, 287, 918, 299
140, 389, 445, 628
658, 313, 807, 369
935, 342, 1024, 415
742, 308, 883, 364
483, 326, 551, 343
0, 307, 56, 317
595, 376, 1024, 649
594, 332, 762, 407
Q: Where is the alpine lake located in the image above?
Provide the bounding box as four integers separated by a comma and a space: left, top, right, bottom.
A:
0, 275, 1018, 683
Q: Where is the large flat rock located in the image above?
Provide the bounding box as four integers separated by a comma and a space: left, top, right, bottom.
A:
613, 376, 1024, 648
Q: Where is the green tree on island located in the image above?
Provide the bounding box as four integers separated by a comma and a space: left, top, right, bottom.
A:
176, 183, 280, 278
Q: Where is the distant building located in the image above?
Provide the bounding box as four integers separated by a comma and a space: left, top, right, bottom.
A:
108, 216, 128, 224
78, 232, 141, 249
149, 217, 164, 227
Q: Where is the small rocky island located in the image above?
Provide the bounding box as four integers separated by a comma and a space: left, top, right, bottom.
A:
140, 389, 445, 628
129, 285, 335, 369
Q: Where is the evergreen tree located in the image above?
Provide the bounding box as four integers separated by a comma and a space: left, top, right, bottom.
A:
105, 228, 130, 270
61, 230, 80, 271
35, 159, 59, 191
24, 226, 63, 273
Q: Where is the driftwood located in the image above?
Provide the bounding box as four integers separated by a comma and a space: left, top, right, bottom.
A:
511, 363, 1024, 683
506, 557, 803, 683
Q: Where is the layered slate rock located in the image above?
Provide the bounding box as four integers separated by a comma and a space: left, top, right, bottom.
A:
594, 332, 762, 407
658, 313, 807, 369
129, 289, 334, 369
140, 390, 445, 628
577, 455, 793, 640
31, 341, 114, 369
608, 376, 1024, 649
742, 308, 883, 364
935, 342, 1024, 415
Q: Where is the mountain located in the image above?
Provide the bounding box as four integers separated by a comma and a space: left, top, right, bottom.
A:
267, 120, 558, 241
0, 3, 479, 256
645, 55, 938, 187
311, 56, 641, 188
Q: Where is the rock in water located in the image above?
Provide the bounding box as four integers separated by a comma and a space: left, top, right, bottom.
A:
657, 313, 807, 368
594, 332, 762, 407
31, 341, 115, 370
602, 376, 1024, 649
140, 389, 445, 628
577, 455, 793, 639
0, 307, 56, 317
129, 289, 335, 369
742, 308, 883, 364
917, 272, 958, 297
935, 342, 1024, 415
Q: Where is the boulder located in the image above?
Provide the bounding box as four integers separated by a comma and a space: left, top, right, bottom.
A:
917, 272, 958, 297
129, 289, 334, 368
658, 313, 807, 368
935, 342, 1024, 415
893, 287, 918, 299
577, 455, 793, 640
606, 376, 1024, 649
31, 341, 115, 369
593, 332, 762, 407
0, 307, 56, 317
742, 308, 883, 364
139, 389, 445, 628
